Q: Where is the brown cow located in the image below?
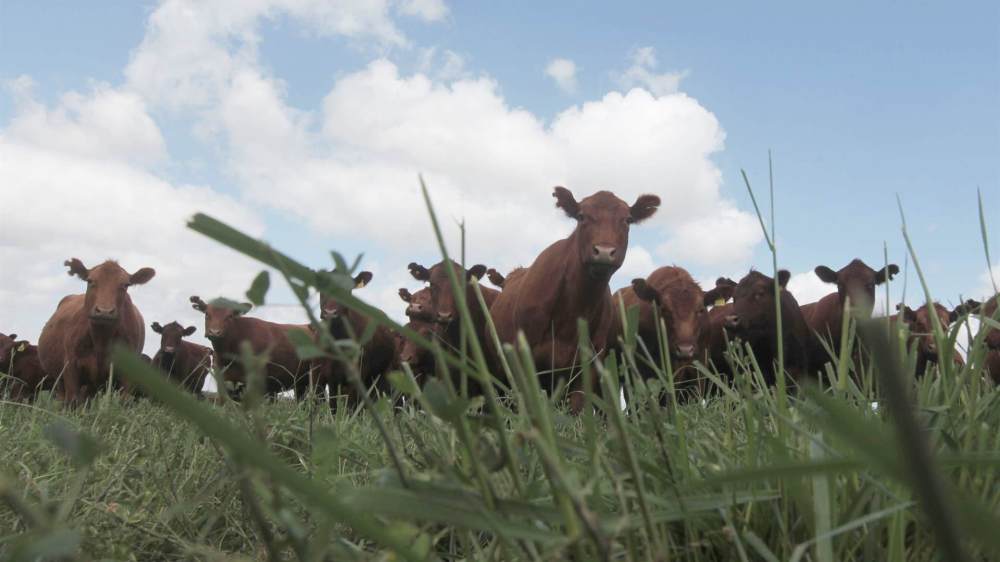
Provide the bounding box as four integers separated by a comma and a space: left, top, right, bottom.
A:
397, 318, 444, 387
704, 278, 740, 379
37, 259, 155, 404
801, 259, 899, 349
313, 271, 397, 409
895, 301, 971, 377
150, 321, 213, 395
615, 268, 737, 402
725, 270, 816, 387
489, 187, 660, 413
398, 286, 434, 321
976, 296, 1000, 383
0, 333, 51, 401
407, 259, 499, 395
190, 296, 311, 398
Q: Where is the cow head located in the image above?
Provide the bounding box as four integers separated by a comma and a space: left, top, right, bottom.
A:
0, 333, 30, 367
727, 270, 791, 335
399, 320, 441, 368
553, 187, 660, 281
897, 302, 958, 362
190, 295, 252, 341
399, 286, 434, 321
631, 275, 710, 361
151, 321, 197, 356
408, 260, 487, 324
814, 259, 898, 316
65, 258, 155, 325
319, 271, 372, 322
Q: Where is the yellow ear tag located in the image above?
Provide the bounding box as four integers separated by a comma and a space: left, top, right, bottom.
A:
714, 298, 727, 307
17, 343, 27, 353
355, 280, 367, 289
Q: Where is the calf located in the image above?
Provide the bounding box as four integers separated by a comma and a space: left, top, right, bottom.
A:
801, 259, 899, 350
725, 270, 815, 387
398, 286, 434, 321
38, 259, 155, 404
313, 271, 396, 409
0, 333, 50, 401
489, 187, 660, 413
896, 302, 970, 377
150, 321, 213, 395
190, 296, 312, 398
615, 268, 736, 401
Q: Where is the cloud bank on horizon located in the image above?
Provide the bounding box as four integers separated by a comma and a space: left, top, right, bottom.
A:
1, 0, 994, 355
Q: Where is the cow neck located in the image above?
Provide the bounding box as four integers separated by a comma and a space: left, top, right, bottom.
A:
220, 316, 254, 354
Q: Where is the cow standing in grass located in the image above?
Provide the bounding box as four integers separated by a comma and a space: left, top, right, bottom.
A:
150, 321, 213, 396
397, 286, 442, 385
406, 259, 498, 396
489, 187, 660, 413
800, 259, 899, 351
37, 259, 155, 404
0, 333, 51, 401
615, 268, 736, 402
312, 271, 396, 410
725, 270, 816, 387
189, 296, 312, 398
896, 302, 973, 377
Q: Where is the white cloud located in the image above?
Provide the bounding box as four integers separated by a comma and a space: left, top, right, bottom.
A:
615, 46, 687, 96
545, 58, 578, 94
657, 204, 763, 268
398, 0, 449, 22
974, 263, 1000, 298
786, 270, 833, 306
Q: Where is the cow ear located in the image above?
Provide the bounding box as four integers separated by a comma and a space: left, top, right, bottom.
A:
875, 264, 900, 284
777, 270, 791, 288
151, 322, 163, 334
897, 304, 917, 322
190, 296, 208, 312
486, 268, 505, 288
408, 262, 430, 282
963, 299, 983, 315
7, 334, 16, 341
183, 325, 197, 336
704, 282, 736, 307
631, 278, 659, 303
398, 288, 412, 302
64, 258, 89, 280
629, 194, 661, 224
467, 264, 487, 280
814, 266, 838, 284
553, 186, 580, 219
16, 341, 29, 353
354, 271, 373, 289
130, 267, 156, 285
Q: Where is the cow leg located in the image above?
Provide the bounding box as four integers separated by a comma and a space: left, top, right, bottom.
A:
62, 366, 82, 406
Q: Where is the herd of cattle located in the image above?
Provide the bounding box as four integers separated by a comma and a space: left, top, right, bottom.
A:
2, 187, 999, 412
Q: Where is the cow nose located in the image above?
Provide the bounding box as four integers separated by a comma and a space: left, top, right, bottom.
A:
91, 306, 117, 319
591, 245, 617, 264
206, 329, 223, 339
437, 311, 454, 323
724, 315, 741, 329
675, 344, 696, 360
321, 308, 338, 320
408, 304, 423, 314
163, 346, 176, 353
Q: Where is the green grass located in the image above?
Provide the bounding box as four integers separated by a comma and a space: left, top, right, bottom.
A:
3, 178, 1000, 561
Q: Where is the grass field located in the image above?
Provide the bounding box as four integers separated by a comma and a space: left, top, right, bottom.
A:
3, 183, 1000, 561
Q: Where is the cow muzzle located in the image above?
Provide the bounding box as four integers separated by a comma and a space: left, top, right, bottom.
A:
206, 329, 224, 340
724, 315, 741, 330
320, 308, 340, 321
89, 307, 118, 323
674, 344, 696, 360
163, 346, 176, 354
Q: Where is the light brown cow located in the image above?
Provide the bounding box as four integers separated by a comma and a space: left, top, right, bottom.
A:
37, 259, 155, 404
801, 259, 899, 350
489, 187, 660, 413
150, 321, 214, 395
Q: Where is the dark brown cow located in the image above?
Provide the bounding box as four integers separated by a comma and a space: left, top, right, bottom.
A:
0, 333, 51, 401
896, 302, 970, 377
725, 270, 815, 387
801, 259, 899, 349
37, 259, 155, 404
489, 187, 660, 413
397, 318, 444, 387
150, 321, 213, 395
190, 296, 311, 398
407, 259, 500, 395
704, 278, 739, 378
313, 271, 397, 409
615, 268, 736, 402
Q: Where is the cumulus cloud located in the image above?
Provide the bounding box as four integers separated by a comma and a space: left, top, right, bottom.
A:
786, 270, 833, 306
974, 263, 1000, 298
545, 58, 578, 94
615, 46, 687, 96
398, 0, 449, 22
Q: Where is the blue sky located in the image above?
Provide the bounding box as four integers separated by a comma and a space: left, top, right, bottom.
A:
1, 0, 997, 349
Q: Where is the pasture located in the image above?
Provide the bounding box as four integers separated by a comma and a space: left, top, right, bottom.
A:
3, 183, 1000, 562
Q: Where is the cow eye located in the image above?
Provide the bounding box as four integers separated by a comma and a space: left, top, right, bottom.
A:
625, 216, 635, 225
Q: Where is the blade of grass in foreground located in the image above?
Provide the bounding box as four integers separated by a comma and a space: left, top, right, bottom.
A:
110, 345, 427, 561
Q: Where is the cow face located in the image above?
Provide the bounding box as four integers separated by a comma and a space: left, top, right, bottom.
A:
0, 333, 30, 367
190, 296, 251, 341
151, 321, 196, 355
898, 303, 955, 361
632, 278, 707, 360
408, 260, 487, 324
399, 286, 434, 321
727, 270, 791, 336
319, 271, 372, 322
553, 187, 660, 281
814, 259, 898, 316
399, 320, 441, 367
65, 258, 155, 324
